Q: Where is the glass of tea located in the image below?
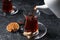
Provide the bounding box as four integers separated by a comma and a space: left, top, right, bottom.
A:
23, 8, 47, 39
0, 0, 18, 16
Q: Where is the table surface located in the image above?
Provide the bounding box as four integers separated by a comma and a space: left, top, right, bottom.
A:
0, 10, 60, 40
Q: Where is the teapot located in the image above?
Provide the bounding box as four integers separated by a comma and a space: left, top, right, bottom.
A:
44, 0, 60, 18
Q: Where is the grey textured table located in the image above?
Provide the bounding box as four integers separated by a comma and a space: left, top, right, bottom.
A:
0, 10, 60, 40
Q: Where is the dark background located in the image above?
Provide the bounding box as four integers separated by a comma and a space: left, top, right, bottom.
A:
12, 0, 45, 6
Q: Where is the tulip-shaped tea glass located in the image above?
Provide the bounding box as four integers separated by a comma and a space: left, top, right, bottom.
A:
23, 9, 47, 39
0, 0, 18, 16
